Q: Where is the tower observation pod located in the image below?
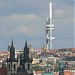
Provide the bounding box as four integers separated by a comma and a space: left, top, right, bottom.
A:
45, 0, 55, 50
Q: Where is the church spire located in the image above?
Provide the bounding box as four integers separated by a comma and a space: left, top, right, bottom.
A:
25, 36, 27, 47
10, 36, 15, 61
25, 39, 27, 49
24, 38, 29, 61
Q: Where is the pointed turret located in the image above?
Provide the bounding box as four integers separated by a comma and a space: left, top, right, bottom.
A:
11, 35, 13, 47
25, 40, 27, 50
7, 37, 18, 75
11, 39, 13, 47
24, 40, 29, 61
10, 38, 15, 61
22, 39, 33, 74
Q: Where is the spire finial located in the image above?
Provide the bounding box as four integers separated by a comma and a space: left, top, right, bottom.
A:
11, 35, 13, 46
26, 36, 27, 42
25, 36, 27, 47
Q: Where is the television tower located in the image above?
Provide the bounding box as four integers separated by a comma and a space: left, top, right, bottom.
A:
45, 0, 55, 50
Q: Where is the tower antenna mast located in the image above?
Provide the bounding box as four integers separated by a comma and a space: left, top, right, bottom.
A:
46, 0, 55, 50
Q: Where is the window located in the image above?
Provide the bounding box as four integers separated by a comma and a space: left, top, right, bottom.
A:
28, 63, 30, 70
14, 64, 16, 70
48, 69, 50, 72
9, 64, 10, 70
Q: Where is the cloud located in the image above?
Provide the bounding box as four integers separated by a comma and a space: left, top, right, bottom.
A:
0, 14, 44, 36
0, 14, 38, 29
7, 25, 40, 36
0, 14, 38, 21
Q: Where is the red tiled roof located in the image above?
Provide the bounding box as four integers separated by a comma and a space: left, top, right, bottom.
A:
35, 71, 44, 74
0, 51, 10, 55
35, 71, 74, 75
71, 48, 75, 51
64, 71, 73, 75
54, 71, 73, 75
54, 73, 59, 75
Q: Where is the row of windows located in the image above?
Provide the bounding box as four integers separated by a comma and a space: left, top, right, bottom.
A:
9, 64, 16, 70
9, 63, 30, 70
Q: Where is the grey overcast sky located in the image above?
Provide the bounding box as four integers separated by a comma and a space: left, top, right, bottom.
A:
0, 0, 74, 51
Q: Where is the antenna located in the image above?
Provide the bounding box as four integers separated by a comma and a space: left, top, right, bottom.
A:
45, 0, 55, 50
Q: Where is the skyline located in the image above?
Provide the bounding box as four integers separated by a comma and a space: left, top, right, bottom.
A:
0, 0, 74, 51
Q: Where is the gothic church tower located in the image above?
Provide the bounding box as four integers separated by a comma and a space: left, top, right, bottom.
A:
23, 40, 33, 75
7, 39, 18, 75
